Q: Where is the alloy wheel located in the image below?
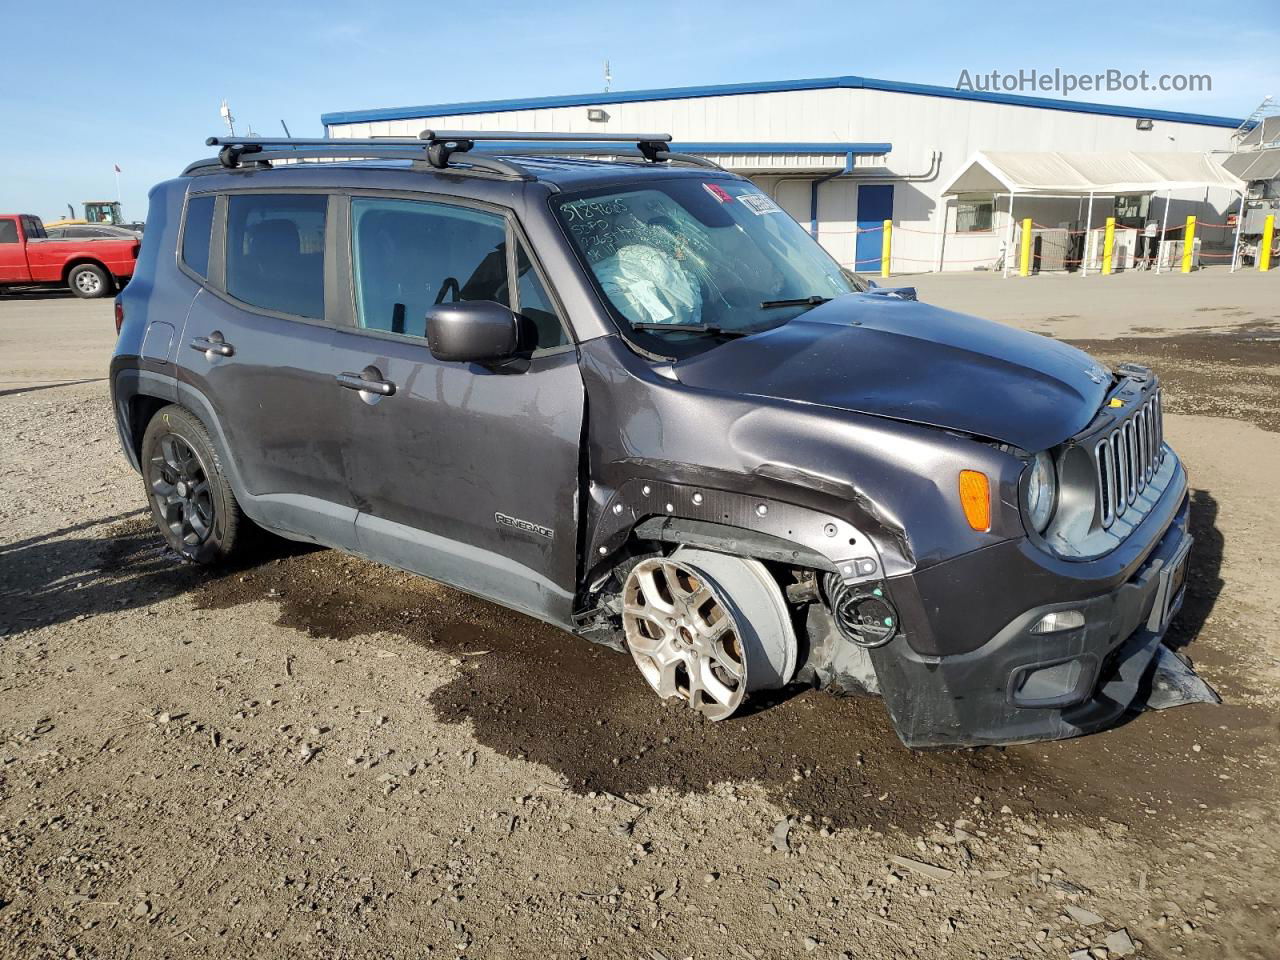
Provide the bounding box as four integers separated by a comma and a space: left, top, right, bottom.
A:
148, 434, 215, 548
622, 557, 749, 720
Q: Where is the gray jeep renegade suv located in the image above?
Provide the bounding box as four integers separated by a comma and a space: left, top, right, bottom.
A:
110, 131, 1195, 748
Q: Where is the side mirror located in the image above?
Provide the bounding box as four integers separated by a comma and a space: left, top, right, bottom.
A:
426, 300, 521, 364
866, 278, 879, 289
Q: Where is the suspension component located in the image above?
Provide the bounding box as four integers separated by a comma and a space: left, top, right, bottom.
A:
823, 573, 899, 648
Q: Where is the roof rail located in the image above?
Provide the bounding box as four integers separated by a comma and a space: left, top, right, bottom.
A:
189, 130, 714, 177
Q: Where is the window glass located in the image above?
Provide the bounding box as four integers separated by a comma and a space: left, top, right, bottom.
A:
351, 198, 508, 339
226, 194, 326, 318
21, 217, 46, 240
553, 180, 852, 351
956, 196, 994, 233
516, 243, 570, 350
0, 220, 17, 243
181, 195, 216, 278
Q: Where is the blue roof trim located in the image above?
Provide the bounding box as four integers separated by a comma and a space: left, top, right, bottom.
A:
321, 75, 1243, 130
467, 140, 891, 155
675, 141, 890, 155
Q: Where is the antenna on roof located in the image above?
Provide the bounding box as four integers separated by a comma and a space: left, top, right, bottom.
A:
604, 60, 612, 94
219, 100, 236, 137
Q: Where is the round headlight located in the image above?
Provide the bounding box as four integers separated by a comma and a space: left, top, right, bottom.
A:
1025, 451, 1057, 533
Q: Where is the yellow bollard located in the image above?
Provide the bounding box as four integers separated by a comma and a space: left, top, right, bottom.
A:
881, 220, 892, 278
1260, 215, 1275, 272
1181, 215, 1196, 273
1102, 217, 1116, 275
1019, 218, 1033, 277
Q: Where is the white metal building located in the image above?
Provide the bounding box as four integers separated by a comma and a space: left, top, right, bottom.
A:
322, 75, 1244, 273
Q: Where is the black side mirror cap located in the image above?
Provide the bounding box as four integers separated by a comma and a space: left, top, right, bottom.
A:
426, 300, 521, 363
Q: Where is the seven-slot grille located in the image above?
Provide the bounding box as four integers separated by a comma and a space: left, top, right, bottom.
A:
1095, 390, 1164, 528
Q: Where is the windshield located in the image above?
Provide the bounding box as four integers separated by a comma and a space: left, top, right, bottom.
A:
553, 179, 854, 350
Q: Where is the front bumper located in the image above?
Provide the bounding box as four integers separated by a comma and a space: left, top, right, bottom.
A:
867, 474, 1192, 748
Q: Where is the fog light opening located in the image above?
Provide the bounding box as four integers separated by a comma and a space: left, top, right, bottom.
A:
1030, 609, 1086, 634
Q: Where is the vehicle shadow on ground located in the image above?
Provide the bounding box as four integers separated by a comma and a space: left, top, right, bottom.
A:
0, 290, 78, 301
0, 378, 107, 399
1165, 488, 1224, 656
0, 513, 313, 634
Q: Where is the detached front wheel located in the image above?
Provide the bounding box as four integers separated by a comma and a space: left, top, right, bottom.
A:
622, 548, 797, 720
140, 405, 249, 564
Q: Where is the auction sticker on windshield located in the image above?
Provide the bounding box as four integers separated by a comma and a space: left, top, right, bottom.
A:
739, 193, 784, 216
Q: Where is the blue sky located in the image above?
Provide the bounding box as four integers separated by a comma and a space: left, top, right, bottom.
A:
3, 0, 1276, 222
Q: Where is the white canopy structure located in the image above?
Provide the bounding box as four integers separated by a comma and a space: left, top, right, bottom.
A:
942, 150, 1244, 196
939, 150, 1248, 276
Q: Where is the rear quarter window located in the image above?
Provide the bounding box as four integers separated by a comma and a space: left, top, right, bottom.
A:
181, 195, 216, 278
225, 194, 326, 319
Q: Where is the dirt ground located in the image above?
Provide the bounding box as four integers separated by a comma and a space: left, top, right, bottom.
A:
2, 275, 1279, 960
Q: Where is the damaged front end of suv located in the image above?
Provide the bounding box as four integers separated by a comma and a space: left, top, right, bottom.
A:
567, 223, 1215, 748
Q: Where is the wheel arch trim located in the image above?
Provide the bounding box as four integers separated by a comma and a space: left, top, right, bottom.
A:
588, 477, 886, 586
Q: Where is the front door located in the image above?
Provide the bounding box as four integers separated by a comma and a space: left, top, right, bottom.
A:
0, 218, 31, 282
855, 184, 894, 274
180, 192, 359, 548
330, 195, 585, 625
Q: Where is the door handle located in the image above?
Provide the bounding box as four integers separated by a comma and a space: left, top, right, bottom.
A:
336, 368, 396, 397
190, 332, 234, 357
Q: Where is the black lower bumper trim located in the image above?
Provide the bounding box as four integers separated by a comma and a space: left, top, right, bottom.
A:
868, 496, 1192, 748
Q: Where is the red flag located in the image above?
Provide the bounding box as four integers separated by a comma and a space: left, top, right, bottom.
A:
114, 164, 121, 173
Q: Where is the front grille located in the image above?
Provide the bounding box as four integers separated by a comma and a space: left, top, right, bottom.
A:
1095, 390, 1164, 528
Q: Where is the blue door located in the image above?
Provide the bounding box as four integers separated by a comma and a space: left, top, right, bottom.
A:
855, 184, 894, 274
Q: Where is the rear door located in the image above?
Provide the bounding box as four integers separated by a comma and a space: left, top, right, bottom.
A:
179, 190, 359, 549
329, 193, 585, 625
0, 218, 31, 282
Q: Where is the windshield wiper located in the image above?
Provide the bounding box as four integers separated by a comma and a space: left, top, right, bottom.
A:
759, 295, 831, 309
631, 322, 751, 338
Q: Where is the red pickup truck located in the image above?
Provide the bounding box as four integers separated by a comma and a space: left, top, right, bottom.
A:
0, 213, 139, 298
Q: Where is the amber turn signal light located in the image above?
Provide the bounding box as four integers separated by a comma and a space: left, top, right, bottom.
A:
958, 470, 991, 532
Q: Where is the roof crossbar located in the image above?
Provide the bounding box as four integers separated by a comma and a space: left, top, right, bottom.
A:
417, 129, 675, 166
196, 136, 532, 178
193, 130, 706, 177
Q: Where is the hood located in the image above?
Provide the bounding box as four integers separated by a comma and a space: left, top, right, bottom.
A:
672, 294, 1110, 451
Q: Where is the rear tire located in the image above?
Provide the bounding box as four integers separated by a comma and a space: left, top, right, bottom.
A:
140, 405, 249, 564
68, 263, 111, 299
